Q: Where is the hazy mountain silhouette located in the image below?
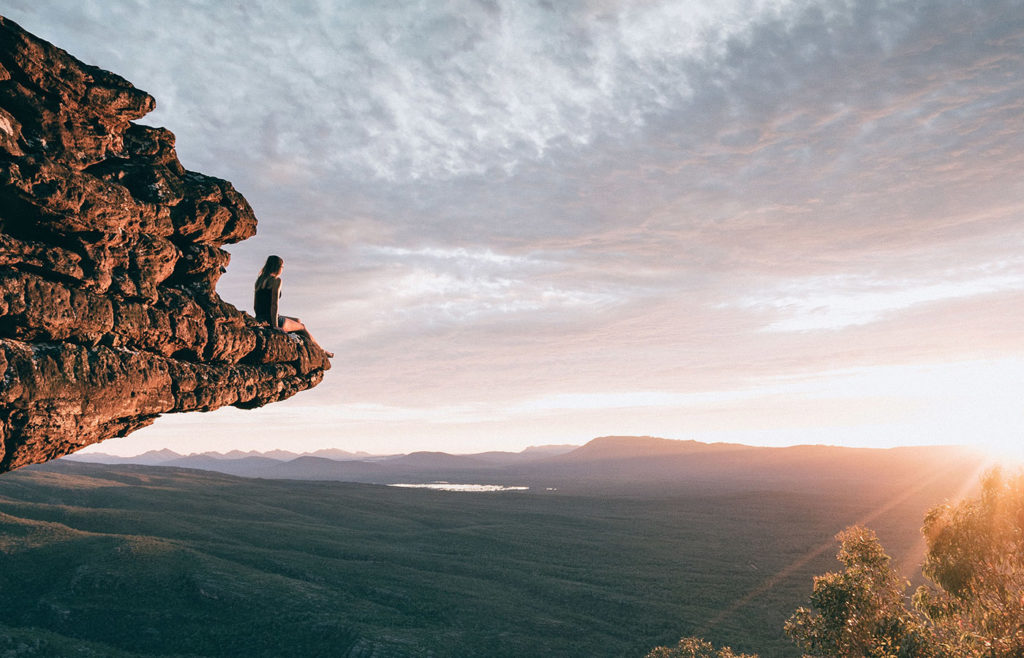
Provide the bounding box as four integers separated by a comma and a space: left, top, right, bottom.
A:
253, 456, 390, 480
386, 451, 490, 469
554, 435, 747, 461
521, 444, 578, 455
308, 448, 373, 460
65, 443, 576, 474
64, 437, 985, 497
521, 439, 983, 495
65, 448, 184, 466
162, 455, 285, 477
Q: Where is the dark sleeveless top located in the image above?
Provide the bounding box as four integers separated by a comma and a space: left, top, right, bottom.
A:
254, 277, 281, 326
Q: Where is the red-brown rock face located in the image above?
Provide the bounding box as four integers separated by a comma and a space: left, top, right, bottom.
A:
0, 17, 330, 473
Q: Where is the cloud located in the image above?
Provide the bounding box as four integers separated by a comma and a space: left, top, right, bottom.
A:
9, 0, 844, 182
728, 259, 1024, 332
7, 0, 1024, 452
351, 245, 629, 327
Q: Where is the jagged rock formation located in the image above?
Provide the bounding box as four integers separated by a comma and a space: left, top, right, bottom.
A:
0, 17, 330, 473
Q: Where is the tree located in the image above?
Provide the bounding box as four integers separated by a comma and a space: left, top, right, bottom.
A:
784, 526, 934, 657
914, 469, 1024, 656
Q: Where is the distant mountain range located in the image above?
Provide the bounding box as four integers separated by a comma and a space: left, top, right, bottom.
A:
64, 442, 582, 479
63, 436, 986, 496
67, 446, 381, 466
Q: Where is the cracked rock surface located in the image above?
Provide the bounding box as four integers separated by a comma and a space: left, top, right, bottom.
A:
0, 17, 331, 473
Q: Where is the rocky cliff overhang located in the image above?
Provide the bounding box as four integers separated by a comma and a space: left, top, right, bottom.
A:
0, 17, 331, 473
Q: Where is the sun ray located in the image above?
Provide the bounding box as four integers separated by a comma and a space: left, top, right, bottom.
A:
696, 456, 990, 636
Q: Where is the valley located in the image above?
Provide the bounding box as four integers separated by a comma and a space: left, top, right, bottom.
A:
0, 438, 990, 656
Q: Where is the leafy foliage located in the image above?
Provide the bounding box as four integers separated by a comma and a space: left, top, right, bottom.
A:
915, 470, 1024, 656
784, 526, 933, 657
645, 636, 757, 658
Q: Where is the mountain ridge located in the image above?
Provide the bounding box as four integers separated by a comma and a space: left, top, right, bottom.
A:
64, 436, 985, 495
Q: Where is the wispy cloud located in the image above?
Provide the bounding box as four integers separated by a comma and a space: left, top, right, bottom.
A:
729, 260, 1024, 332
9, 0, 1024, 453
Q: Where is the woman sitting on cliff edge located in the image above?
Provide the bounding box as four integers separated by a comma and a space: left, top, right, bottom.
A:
254, 255, 333, 358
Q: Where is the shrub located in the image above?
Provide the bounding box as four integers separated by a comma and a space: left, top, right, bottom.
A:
784, 526, 934, 657
645, 636, 758, 658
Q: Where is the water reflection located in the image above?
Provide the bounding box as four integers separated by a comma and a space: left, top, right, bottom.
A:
388, 483, 529, 492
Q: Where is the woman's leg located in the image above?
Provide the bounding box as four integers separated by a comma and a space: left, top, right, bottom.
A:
279, 316, 333, 358
278, 316, 306, 334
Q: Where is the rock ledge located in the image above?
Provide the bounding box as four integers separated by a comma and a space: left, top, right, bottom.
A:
0, 17, 330, 473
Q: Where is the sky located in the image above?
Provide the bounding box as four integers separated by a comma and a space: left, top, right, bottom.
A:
6, 0, 1024, 457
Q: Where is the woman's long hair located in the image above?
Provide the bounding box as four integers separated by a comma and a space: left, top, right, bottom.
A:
255, 255, 283, 290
